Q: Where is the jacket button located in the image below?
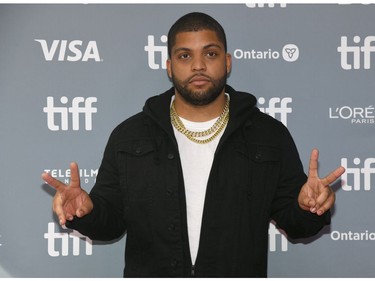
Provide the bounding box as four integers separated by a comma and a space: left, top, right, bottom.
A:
135, 147, 141, 154
255, 152, 262, 160
167, 153, 175, 160
247, 191, 253, 199
166, 188, 173, 197
168, 224, 175, 231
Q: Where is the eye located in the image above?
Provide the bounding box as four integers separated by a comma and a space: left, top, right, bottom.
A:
178, 53, 190, 60
206, 51, 217, 58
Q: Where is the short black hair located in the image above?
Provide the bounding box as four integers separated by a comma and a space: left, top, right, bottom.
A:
167, 12, 227, 58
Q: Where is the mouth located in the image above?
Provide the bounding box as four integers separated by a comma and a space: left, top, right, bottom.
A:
189, 75, 211, 86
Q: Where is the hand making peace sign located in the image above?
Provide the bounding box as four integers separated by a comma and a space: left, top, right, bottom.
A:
41, 162, 93, 226
298, 149, 346, 216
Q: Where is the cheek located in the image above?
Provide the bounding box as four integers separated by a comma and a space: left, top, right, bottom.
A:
209, 60, 227, 74
171, 66, 189, 81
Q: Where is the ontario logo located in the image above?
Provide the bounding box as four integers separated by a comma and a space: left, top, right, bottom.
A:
233, 43, 299, 62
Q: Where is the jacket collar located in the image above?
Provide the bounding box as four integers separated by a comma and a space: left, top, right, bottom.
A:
143, 85, 259, 138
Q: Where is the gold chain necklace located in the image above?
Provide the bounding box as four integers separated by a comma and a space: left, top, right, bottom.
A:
170, 96, 230, 144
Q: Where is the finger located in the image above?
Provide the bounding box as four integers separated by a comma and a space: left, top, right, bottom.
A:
316, 192, 335, 216
321, 166, 346, 187
76, 207, 89, 218
66, 213, 74, 221
69, 162, 81, 188
76, 195, 94, 218
308, 148, 319, 179
52, 195, 67, 225
312, 186, 332, 212
299, 195, 316, 211
41, 172, 66, 192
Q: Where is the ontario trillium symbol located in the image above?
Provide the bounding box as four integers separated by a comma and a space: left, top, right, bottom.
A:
284, 48, 297, 59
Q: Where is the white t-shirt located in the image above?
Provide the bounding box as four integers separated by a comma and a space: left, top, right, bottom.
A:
171, 95, 228, 265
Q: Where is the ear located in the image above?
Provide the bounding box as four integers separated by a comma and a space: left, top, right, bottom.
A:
226, 53, 232, 75
166, 59, 172, 78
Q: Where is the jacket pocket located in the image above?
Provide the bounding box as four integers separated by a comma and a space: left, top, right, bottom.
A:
248, 144, 281, 213
116, 139, 156, 201
116, 138, 157, 224
249, 144, 280, 164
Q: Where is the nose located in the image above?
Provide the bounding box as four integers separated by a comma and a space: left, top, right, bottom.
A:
191, 56, 206, 72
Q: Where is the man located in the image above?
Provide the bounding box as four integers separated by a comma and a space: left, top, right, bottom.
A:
41, 12, 345, 277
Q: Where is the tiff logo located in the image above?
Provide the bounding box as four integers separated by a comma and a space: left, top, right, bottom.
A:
144, 35, 168, 69
269, 223, 288, 252
341, 157, 375, 191
44, 222, 92, 257
337, 36, 375, 70
35, 39, 101, 62
258, 97, 292, 127
43, 96, 97, 131
246, 3, 287, 8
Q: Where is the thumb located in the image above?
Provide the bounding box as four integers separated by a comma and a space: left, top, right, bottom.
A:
299, 193, 316, 211
75, 198, 94, 218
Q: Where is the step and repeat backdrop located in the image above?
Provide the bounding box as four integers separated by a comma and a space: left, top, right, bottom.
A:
0, 3, 374, 278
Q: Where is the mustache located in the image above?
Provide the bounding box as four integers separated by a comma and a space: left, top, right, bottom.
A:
187, 73, 212, 82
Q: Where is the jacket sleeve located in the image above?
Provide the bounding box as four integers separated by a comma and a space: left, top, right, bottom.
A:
270, 124, 330, 239
66, 127, 126, 241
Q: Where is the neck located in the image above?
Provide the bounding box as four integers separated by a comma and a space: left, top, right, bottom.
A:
173, 92, 227, 122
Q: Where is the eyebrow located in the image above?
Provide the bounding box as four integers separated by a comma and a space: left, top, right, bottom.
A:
173, 43, 223, 55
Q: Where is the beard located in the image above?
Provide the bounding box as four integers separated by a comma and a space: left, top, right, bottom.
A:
171, 72, 227, 106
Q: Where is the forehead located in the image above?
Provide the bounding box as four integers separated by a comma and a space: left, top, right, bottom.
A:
172, 30, 224, 51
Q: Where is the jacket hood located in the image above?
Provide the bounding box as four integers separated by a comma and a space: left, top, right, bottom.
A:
143, 85, 259, 135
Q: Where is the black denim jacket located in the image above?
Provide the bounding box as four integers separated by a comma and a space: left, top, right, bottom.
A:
67, 85, 330, 277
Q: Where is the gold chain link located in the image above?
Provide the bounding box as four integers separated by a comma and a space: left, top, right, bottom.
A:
170, 96, 230, 144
